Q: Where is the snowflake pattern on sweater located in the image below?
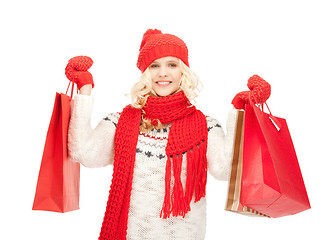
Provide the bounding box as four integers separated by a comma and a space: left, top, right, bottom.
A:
68, 95, 237, 240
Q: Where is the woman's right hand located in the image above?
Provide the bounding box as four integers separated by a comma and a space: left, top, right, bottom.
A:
65, 56, 94, 91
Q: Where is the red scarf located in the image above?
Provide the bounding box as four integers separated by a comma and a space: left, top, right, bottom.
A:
99, 91, 208, 240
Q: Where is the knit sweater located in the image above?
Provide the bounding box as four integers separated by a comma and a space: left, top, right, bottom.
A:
68, 94, 238, 240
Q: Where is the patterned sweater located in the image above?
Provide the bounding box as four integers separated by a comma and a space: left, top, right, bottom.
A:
68, 94, 238, 240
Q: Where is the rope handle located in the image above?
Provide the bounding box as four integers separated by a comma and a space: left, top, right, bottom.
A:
264, 102, 282, 131
65, 81, 78, 101
248, 92, 281, 131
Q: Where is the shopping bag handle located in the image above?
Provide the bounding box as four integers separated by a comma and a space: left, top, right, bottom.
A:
264, 102, 282, 131
65, 81, 78, 101
249, 93, 282, 131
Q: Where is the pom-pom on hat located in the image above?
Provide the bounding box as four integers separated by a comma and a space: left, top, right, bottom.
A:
137, 29, 189, 72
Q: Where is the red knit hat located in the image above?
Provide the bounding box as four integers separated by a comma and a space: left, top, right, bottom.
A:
137, 29, 189, 72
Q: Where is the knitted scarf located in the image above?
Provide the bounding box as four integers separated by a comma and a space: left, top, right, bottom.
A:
99, 91, 208, 240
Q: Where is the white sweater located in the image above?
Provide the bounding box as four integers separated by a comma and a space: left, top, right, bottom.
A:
68, 95, 238, 240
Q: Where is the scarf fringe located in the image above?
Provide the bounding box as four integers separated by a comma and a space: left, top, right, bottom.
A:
160, 140, 208, 219
160, 156, 172, 219
195, 140, 208, 202
172, 154, 188, 217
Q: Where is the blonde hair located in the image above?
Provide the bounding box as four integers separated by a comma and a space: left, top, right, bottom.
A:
130, 59, 202, 131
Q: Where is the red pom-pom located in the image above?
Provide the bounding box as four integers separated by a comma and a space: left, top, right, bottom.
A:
143, 29, 162, 37
139, 29, 162, 50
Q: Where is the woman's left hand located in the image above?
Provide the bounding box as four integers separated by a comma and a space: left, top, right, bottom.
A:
231, 75, 271, 109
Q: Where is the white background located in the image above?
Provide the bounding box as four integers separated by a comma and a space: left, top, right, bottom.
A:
1, 0, 333, 239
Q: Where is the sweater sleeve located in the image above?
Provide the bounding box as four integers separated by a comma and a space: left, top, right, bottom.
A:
67, 94, 119, 168
206, 109, 238, 181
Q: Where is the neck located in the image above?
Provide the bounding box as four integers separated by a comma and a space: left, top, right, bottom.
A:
142, 91, 195, 125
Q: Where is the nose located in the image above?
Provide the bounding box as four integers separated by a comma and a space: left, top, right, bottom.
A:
158, 65, 168, 78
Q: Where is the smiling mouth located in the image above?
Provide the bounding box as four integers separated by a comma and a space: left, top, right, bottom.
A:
155, 81, 172, 86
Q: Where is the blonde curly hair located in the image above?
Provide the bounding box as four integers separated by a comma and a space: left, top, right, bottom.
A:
130, 59, 202, 132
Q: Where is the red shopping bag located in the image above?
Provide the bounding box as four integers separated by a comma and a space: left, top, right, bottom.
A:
225, 110, 268, 217
240, 102, 311, 217
32, 83, 80, 212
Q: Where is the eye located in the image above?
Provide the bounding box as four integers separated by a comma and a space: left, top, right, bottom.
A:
150, 64, 159, 68
169, 63, 177, 68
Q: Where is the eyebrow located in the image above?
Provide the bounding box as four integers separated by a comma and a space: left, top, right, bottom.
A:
151, 60, 178, 64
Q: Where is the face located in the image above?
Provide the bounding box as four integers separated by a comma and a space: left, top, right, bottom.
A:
148, 56, 182, 97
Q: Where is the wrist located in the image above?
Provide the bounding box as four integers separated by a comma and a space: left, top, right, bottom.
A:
79, 84, 93, 95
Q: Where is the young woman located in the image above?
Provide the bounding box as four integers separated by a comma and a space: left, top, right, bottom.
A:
66, 29, 270, 240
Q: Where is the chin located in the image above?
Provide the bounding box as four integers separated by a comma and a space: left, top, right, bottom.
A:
155, 92, 172, 97
154, 88, 177, 97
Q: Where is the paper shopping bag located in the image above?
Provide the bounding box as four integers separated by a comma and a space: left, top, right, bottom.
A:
240, 103, 311, 218
225, 110, 267, 217
32, 90, 80, 213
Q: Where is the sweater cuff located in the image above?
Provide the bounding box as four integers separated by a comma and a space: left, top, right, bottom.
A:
71, 94, 93, 121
